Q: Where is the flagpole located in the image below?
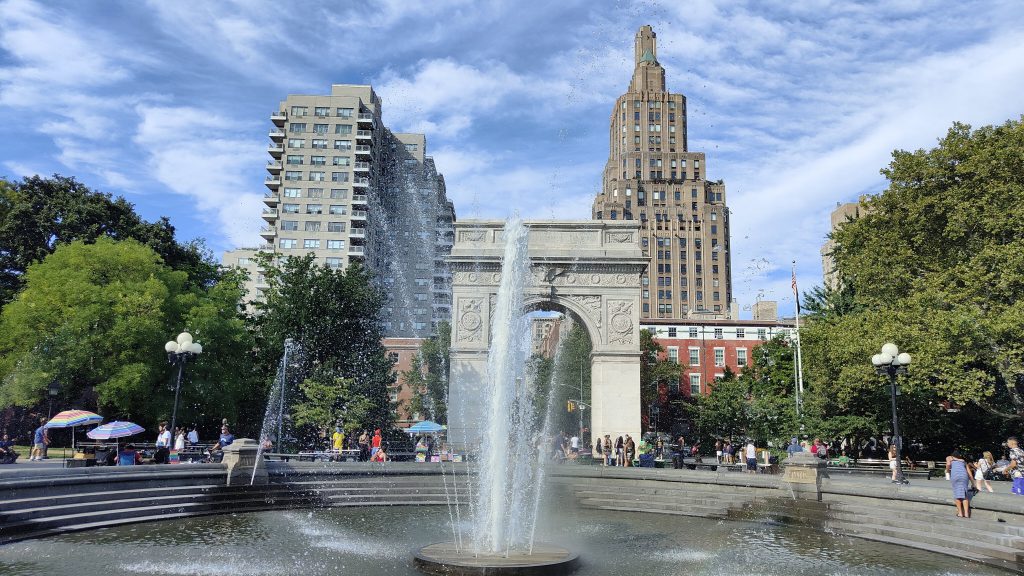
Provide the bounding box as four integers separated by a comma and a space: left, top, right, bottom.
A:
791, 261, 805, 416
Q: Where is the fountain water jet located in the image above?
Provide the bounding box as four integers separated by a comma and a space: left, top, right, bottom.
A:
414, 217, 579, 575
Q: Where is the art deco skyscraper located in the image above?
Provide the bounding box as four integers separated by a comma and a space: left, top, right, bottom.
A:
592, 26, 733, 319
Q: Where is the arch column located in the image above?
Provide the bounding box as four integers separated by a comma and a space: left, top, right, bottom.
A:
589, 351, 641, 446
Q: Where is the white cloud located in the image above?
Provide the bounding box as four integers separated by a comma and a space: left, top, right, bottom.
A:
133, 105, 266, 246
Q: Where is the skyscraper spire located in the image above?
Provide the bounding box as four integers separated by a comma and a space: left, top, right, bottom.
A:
630, 25, 666, 93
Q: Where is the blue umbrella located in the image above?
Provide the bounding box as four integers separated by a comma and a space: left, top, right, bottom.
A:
87, 421, 145, 440
407, 420, 443, 434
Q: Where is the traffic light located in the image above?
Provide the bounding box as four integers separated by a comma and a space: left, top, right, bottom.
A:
567, 399, 575, 412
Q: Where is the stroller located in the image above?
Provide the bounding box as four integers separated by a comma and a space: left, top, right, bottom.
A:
0, 450, 18, 464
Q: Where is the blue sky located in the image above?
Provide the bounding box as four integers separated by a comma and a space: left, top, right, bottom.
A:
2, 0, 1023, 315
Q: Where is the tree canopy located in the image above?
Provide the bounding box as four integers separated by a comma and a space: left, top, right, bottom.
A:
0, 175, 215, 305
801, 117, 1024, 452
0, 238, 254, 431
252, 254, 394, 432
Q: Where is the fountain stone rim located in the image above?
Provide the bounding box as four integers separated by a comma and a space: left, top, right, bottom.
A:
413, 541, 580, 576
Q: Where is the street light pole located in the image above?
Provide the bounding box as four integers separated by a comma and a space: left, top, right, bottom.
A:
578, 357, 584, 442
871, 343, 911, 485
47, 379, 60, 419
165, 331, 203, 444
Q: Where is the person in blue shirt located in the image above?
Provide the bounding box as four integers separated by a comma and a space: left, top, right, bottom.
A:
210, 425, 234, 452
786, 437, 803, 456
30, 418, 49, 461
0, 433, 17, 464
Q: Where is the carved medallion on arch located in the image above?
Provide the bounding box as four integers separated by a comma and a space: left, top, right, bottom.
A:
607, 299, 634, 345
456, 298, 484, 342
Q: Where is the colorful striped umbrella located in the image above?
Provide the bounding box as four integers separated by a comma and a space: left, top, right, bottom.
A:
45, 410, 103, 428
87, 421, 145, 440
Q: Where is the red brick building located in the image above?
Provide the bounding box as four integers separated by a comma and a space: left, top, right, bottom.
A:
643, 318, 796, 396
382, 337, 425, 428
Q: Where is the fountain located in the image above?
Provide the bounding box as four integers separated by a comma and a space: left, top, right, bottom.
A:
414, 218, 579, 575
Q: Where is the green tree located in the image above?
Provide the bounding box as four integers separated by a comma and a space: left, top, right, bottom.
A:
803, 118, 1024, 436
252, 254, 393, 430
291, 371, 373, 441
640, 328, 681, 432
685, 336, 798, 448
405, 321, 451, 423
0, 175, 215, 305
0, 238, 254, 431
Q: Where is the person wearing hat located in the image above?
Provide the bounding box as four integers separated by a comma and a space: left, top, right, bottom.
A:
786, 437, 802, 456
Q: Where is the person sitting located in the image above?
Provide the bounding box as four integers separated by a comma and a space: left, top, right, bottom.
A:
118, 444, 141, 466
0, 434, 17, 464
371, 445, 388, 462
207, 425, 235, 462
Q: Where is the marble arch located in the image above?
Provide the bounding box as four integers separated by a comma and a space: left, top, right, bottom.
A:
447, 220, 646, 447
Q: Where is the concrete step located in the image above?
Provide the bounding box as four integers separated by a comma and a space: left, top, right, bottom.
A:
841, 529, 1022, 572
573, 489, 747, 508
0, 483, 225, 512
838, 522, 1024, 564
570, 481, 753, 498
830, 502, 1024, 538
577, 497, 728, 517
578, 499, 728, 519
0, 491, 452, 542
829, 510, 1024, 549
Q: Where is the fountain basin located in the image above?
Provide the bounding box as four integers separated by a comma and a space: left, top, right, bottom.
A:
414, 542, 579, 575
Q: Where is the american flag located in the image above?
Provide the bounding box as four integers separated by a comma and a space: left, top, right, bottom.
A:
791, 263, 801, 315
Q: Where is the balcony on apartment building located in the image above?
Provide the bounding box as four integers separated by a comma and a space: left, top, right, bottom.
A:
352, 177, 370, 188
261, 208, 278, 221
268, 144, 284, 157
354, 145, 372, 155
353, 161, 370, 172
265, 176, 281, 190
271, 110, 287, 126
266, 160, 282, 174
357, 112, 374, 124
355, 130, 373, 140
263, 191, 279, 205
260, 226, 277, 240
351, 194, 368, 205
349, 245, 365, 256
269, 129, 285, 141
348, 228, 366, 239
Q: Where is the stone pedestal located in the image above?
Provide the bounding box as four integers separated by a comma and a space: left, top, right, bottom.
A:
781, 452, 828, 501
222, 438, 267, 486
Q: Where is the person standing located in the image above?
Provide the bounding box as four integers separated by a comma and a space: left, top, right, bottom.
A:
624, 434, 635, 467
371, 428, 382, 459
187, 425, 199, 446
715, 439, 723, 464
1005, 436, 1024, 495
745, 440, 757, 474
888, 444, 902, 483
358, 429, 370, 461
569, 434, 580, 458
154, 422, 171, 464
30, 418, 49, 461
332, 426, 345, 453
174, 426, 186, 452
975, 451, 995, 493
947, 449, 972, 517
603, 435, 613, 466
594, 438, 604, 466
615, 436, 625, 467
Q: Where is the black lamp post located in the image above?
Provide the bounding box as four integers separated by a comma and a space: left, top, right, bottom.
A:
47, 380, 60, 418
165, 331, 203, 443
871, 342, 911, 485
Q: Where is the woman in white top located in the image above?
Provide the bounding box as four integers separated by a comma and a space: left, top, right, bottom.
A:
975, 451, 995, 493
174, 427, 186, 451
745, 441, 757, 474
